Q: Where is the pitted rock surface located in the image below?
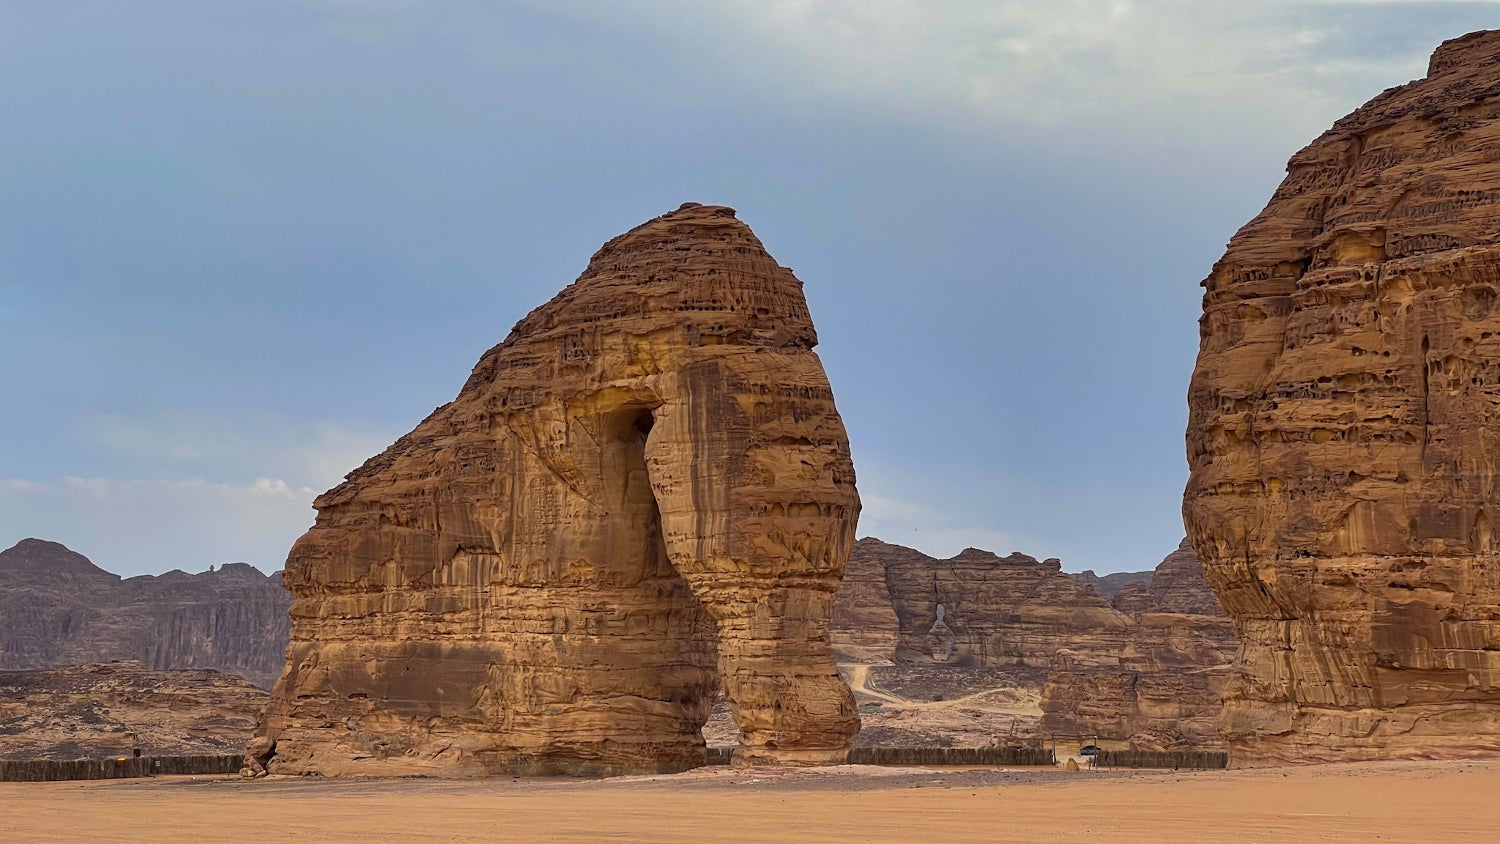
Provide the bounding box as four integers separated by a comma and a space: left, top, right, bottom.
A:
1185, 31, 1500, 765
260, 204, 861, 776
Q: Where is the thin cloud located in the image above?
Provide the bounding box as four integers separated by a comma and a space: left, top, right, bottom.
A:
78, 411, 396, 490
549, 0, 1488, 152
859, 492, 1015, 560
0, 475, 319, 575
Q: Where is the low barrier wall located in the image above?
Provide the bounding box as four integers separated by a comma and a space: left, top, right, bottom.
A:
704, 746, 1055, 767
1092, 750, 1228, 769
0, 754, 244, 782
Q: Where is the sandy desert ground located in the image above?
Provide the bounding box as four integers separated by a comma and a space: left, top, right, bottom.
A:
4, 759, 1498, 843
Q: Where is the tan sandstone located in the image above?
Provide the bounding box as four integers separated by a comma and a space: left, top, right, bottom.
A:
0, 662, 265, 760
1041, 539, 1236, 750
1185, 31, 1500, 765
876, 541, 1135, 669
259, 203, 861, 776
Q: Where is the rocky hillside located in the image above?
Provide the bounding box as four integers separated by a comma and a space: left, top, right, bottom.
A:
0, 662, 265, 759
0, 539, 291, 689
1041, 540, 1236, 751
826, 536, 1238, 751
1069, 568, 1152, 600
833, 538, 1137, 670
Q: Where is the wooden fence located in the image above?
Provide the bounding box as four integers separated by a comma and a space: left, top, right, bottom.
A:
0, 754, 244, 782
1092, 749, 1228, 769
704, 746, 1055, 767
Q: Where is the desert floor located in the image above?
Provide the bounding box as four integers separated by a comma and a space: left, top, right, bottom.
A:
5, 759, 1498, 843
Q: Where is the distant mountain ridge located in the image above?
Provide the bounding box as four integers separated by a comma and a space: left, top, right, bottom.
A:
1068, 568, 1154, 600
0, 538, 291, 689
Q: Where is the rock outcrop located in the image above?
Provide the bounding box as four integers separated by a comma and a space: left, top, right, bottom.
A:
1185, 31, 1500, 765
1041, 540, 1236, 750
260, 204, 861, 776
1070, 569, 1153, 601
829, 539, 902, 663
0, 539, 291, 689
0, 662, 266, 760
882, 543, 1135, 669
1148, 538, 1225, 616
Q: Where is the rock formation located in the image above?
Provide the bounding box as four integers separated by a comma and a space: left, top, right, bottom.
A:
1148, 538, 1225, 616
1070, 568, 1153, 601
260, 203, 861, 776
0, 539, 291, 689
1041, 540, 1236, 750
829, 539, 902, 663
881, 543, 1135, 668
0, 662, 266, 760
1185, 31, 1500, 765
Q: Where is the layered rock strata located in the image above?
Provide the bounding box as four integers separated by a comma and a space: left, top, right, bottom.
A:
1185, 31, 1500, 764
882, 543, 1135, 668
1041, 540, 1236, 750
260, 204, 861, 776
0, 662, 266, 760
828, 538, 916, 663
0, 539, 290, 689
1070, 569, 1153, 601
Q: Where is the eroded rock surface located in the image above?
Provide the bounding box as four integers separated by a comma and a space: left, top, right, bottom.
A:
0, 539, 290, 689
1185, 31, 1500, 765
0, 662, 265, 760
1070, 569, 1153, 601
829, 539, 901, 663
1041, 540, 1236, 751
882, 543, 1135, 668
261, 204, 861, 776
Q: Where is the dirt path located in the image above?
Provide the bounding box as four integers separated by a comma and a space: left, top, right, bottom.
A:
844, 664, 1040, 715
843, 663, 906, 706
4, 760, 1496, 843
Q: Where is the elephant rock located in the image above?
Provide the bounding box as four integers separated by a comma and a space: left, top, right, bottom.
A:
260, 203, 861, 775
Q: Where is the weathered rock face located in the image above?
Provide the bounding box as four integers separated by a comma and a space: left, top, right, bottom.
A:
1109, 583, 1157, 616
0, 539, 291, 689
1041, 539, 1236, 750
880, 542, 1135, 669
0, 662, 266, 760
1071, 569, 1153, 601
829, 538, 902, 663
1149, 538, 1225, 617
1185, 31, 1500, 765
261, 204, 861, 776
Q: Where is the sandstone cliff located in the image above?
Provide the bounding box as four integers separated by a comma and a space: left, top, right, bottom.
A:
881, 543, 1135, 669
0, 539, 291, 689
1041, 539, 1236, 751
829, 538, 902, 663
0, 662, 266, 760
1185, 30, 1500, 764
1070, 569, 1153, 600
261, 203, 861, 776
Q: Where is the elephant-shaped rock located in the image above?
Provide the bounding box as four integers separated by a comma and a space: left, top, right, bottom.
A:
259, 203, 861, 775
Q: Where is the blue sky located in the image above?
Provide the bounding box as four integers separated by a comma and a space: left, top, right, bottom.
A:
4, 1, 1497, 576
